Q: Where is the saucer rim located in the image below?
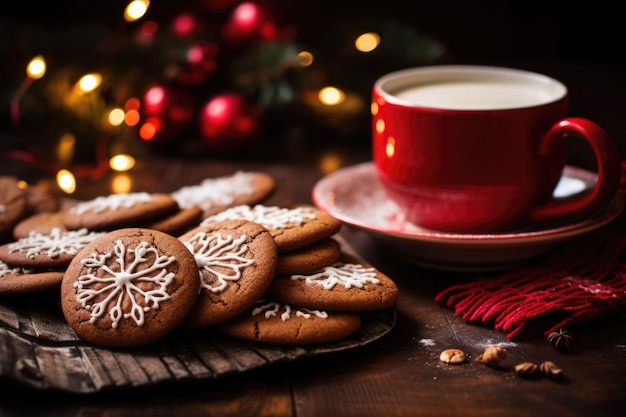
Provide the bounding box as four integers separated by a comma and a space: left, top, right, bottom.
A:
312, 161, 624, 247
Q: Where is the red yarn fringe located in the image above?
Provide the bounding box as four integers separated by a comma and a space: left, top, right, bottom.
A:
435, 234, 626, 339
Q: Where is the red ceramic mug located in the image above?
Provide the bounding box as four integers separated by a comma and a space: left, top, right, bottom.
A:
372, 65, 622, 234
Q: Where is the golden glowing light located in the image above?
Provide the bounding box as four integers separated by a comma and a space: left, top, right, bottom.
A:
108, 108, 126, 126
318, 87, 345, 106
385, 137, 396, 158
26, 55, 46, 79
57, 133, 76, 163
124, 0, 150, 22
296, 51, 314, 66
110, 154, 136, 172
319, 152, 343, 175
125, 109, 141, 126
16, 180, 28, 190
56, 170, 76, 194
74, 73, 102, 94
112, 173, 133, 194
355, 32, 380, 52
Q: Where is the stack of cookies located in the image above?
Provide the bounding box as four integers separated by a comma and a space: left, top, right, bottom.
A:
0, 172, 399, 349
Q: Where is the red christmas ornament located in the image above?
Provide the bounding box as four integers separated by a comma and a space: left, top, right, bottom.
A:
222, 1, 276, 43
140, 85, 195, 144
199, 92, 259, 150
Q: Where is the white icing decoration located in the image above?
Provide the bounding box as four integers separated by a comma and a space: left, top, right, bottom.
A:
290, 262, 380, 290
69, 192, 153, 215
252, 299, 328, 321
0, 260, 21, 277
201, 204, 317, 230
171, 171, 254, 211
182, 232, 254, 293
8, 228, 106, 259
74, 239, 175, 328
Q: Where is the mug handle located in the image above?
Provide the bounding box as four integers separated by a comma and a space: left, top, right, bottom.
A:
530, 117, 622, 223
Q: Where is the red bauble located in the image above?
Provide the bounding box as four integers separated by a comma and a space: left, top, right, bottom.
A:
140, 85, 195, 144
222, 1, 276, 43
199, 92, 259, 150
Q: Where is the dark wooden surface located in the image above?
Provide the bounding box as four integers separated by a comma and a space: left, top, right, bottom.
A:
2, 58, 626, 416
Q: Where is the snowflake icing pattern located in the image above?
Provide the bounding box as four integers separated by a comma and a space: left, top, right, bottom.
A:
74, 239, 176, 328
8, 228, 106, 259
171, 171, 254, 211
183, 232, 254, 293
70, 192, 153, 215
291, 262, 380, 290
252, 299, 328, 321
201, 204, 317, 229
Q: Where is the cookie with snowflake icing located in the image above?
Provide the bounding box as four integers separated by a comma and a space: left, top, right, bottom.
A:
141, 206, 203, 236
63, 192, 180, 231
201, 204, 342, 252
12, 210, 69, 239
0, 228, 107, 268
0, 260, 65, 295
265, 253, 399, 312
179, 219, 278, 328
61, 228, 200, 348
170, 171, 276, 218
218, 299, 361, 345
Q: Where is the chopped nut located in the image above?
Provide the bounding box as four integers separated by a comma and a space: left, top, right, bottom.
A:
475, 346, 507, 366
547, 329, 573, 350
514, 362, 540, 378
540, 361, 563, 379
439, 348, 467, 364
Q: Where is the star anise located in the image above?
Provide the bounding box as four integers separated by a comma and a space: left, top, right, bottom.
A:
547, 328, 573, 350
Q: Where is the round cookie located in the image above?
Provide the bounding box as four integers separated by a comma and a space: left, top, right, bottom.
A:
275, 237, 342, 275
61, 228, 200, 348
201, 204, 342, 252
179, 219, 278, 328
171, 171, 276, 218
12, 210, 69, 239
218, 299, 362, 345
0, 176, 28, 241
0, 261, 65, 295
63, 192, 179, 231
265, 253, 399, 312
0, 228, 107, 269
143, 206, 203, 236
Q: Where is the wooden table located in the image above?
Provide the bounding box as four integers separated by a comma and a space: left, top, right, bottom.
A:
0, 153, 624, 417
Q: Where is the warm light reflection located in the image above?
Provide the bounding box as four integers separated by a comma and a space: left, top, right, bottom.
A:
124, 0, 150, 22
371, 101, 378, 115
57, 169, 76, 194
385, 137, 396, 158
125, 109, 141, 126
140, 117, 161, 140
355, 32, 380, 52
112, 173, 133, 194
318, 87, 345, 106
108, 108, 125, 126
75, 73, 102, 94
26, 55, 46, 79
376, 119, 385, 134
109, 154, 136, 172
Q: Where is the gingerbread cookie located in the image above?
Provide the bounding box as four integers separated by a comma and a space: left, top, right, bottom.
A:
61, 228, 200, 348
265, 253, 399, 312
171, 171, 276, 218
0, 228, 107, 269
179, 219, 277, 328
275, 237, 341, 275
201, 204, 342, 252
218, 299, 362, 345
12, 210, 69, 239
63, 192, 179, 231
0, 260, 65, 295
143, 206, 203, 236
0, 176, 28, 241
